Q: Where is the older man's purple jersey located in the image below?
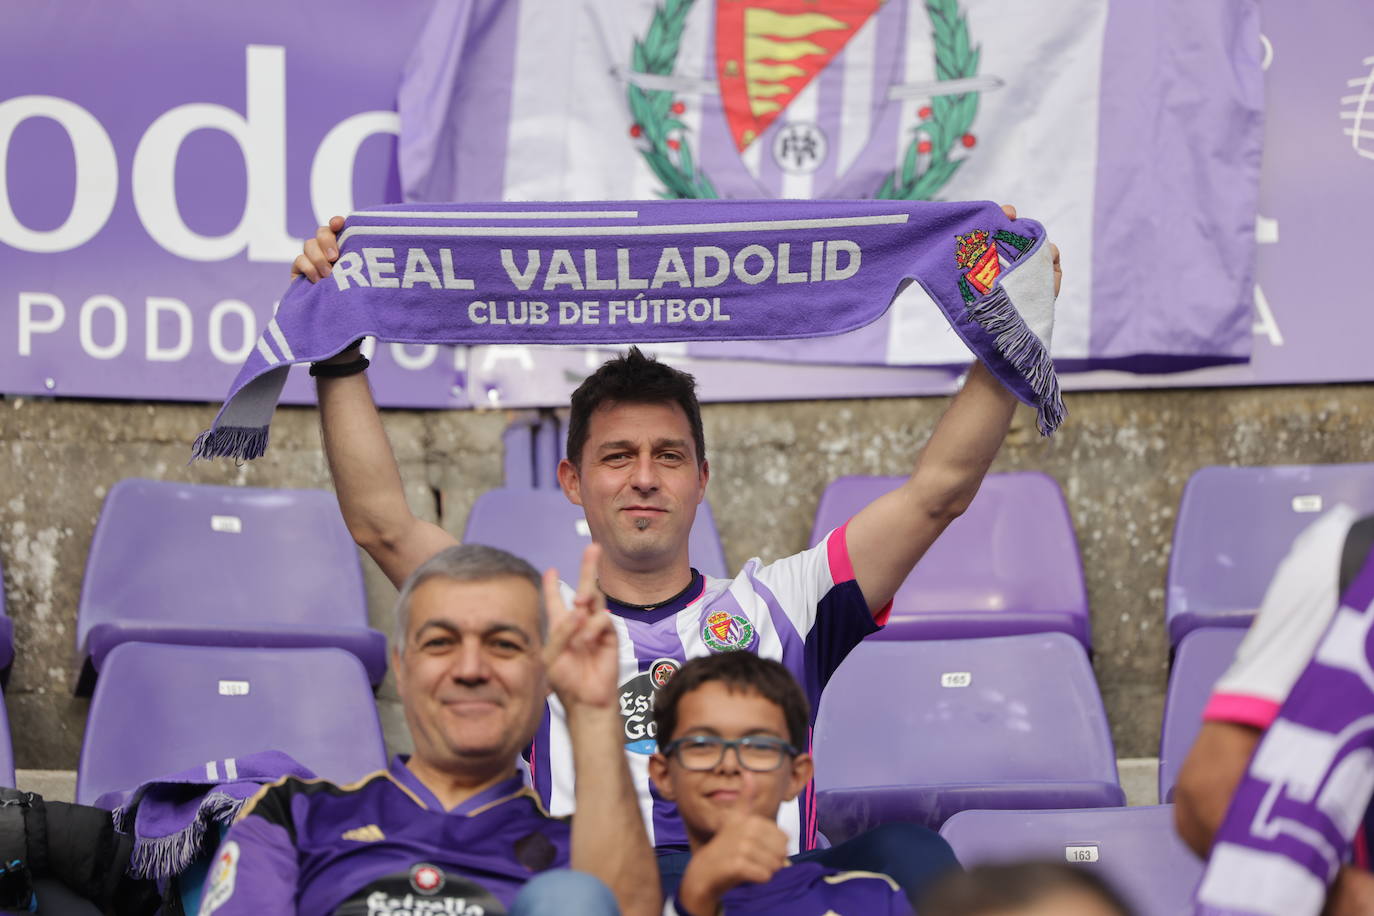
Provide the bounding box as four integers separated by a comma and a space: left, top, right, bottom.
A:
198, 757, 570, 916
664, 862, 912, 915
535, 522, 887, 854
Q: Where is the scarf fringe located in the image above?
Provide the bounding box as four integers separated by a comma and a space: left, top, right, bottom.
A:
121, 792, 246, 880
191, 426, 270, 463
966, 285, 1067, 435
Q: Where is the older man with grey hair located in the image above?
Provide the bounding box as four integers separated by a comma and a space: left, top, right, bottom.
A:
197, 543, 659, 916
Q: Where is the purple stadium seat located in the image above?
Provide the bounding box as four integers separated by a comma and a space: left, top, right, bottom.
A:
940, 806, 1204, 916
74, 479, 386, 694
812, 634, 1123, 840
1158, 627, 1246, 802
76, 643, 387, 806
1167, 463, 1374, 644
463, 487, 729, 579
809, 472, 1090, 646
0, 689, 13, 787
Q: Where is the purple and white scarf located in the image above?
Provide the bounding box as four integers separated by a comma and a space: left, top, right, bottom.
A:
98, 750, 315, 880
193, 199, 1060, 462
1195, 544, 1374, 915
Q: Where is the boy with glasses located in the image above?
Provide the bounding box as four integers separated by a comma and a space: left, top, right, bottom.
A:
648, 652, 914, 915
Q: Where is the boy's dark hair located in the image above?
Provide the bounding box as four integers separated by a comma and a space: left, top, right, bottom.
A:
565, 346, 706, 467
917, 862, 1136, 916
653, 652, 810, 752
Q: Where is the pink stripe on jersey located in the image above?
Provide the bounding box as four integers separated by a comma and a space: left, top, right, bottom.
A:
1203, 693, 1282, 730
828, 522, 858, 583
829, 521, 894, 626
1356, 824, 1370, 870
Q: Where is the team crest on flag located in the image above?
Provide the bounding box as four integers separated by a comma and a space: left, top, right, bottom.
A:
627, 0, 987, 200
702, 610, 756, 652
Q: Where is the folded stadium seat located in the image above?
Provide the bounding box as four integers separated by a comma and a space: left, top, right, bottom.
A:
1157, 627, 1246, 803
812, 634, 1123, 840
0, 688, 13, 787
76, 642, 387, 806
463, 486, 729, 579
809, 472, 1090, 647
73, 479, 387, 695
1166, 463, 1374, 645
939, 806, 1203, 916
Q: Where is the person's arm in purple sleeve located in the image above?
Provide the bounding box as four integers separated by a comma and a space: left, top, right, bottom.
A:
297, 217, 458, 589
844, 206, 1061, 616
197, 792, 298, 916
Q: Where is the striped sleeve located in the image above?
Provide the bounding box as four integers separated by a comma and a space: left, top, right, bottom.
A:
1203, 506, 1356, 729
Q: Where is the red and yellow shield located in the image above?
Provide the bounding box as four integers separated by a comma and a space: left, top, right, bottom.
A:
715, 0, 880, 151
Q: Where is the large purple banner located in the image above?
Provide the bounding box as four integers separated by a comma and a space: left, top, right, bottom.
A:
0, 0, 1368, 409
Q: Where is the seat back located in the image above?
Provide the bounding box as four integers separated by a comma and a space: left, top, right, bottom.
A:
1166, 464, 1374, 643
75, 479, 371, 658
463, 487, 728, 578
76, 643, 387, 805
810, 472, 1089, 645
940, 806, 1204, 916
1158, 627, 1247, 801
813, 634, 1120, 831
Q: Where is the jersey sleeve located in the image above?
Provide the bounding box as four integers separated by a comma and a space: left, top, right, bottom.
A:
750, 521, 883, 691
198, 787, 299, 916
1203, 505, 1357, 730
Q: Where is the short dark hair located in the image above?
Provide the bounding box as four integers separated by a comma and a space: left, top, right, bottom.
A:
653, 652, 810, 752
918, 862, 1136, 916
566, 346, 706, 467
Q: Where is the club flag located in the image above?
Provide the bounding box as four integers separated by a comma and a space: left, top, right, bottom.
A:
398, 0, 1263, 371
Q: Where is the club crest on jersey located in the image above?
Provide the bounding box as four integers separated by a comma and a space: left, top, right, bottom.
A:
702, 611, 755, 653
410, 863, 445, 895
618, 657, 681, 754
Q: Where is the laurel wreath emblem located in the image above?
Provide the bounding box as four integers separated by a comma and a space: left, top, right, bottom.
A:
627, 0, 980, 200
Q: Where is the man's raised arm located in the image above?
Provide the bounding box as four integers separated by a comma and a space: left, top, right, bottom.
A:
544, 546, 661, 916
845, 208, 1061, 614
299, 217, 456, 588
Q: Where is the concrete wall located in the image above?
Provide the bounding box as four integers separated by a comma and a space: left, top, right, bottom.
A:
3, 383, 1372, 769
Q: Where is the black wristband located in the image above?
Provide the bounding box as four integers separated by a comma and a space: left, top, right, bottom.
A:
309, 355, 370, 377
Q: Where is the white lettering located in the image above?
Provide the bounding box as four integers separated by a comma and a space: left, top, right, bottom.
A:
208, 299, 257, 364
332, 252, 369, 290
583, 249, 616, 290
824, 240, 861, 281
616, 248, 648, 290
0, 96, 118, 252
362, 247, 398, 287
776, 243, 808, 284
389, 343, 437, 370
439, 249, 474, 290
309, 111, 399, 223
501, 249, 540, 290
78, 294, 127, 360
146, 296, 193, 362
402, 248, 441, 289
733, 244, 775, 285
131, 46, 296, 262
18, 291, 66, 356
650, 247, 692, 288
693, 246, 730, 287
543, 249, 584, 290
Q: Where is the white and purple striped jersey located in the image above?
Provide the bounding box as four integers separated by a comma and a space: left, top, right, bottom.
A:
530, 522, 887, 853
